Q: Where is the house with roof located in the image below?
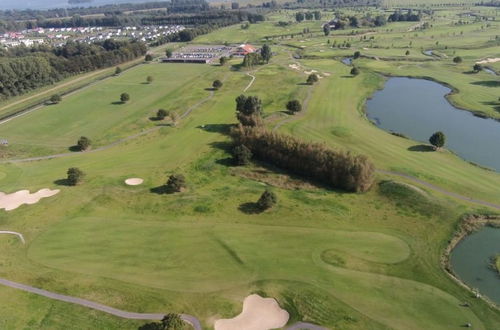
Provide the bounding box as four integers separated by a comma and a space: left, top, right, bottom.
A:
233, 44, 257, 56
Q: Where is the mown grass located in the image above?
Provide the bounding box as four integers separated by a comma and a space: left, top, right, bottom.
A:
0, 5, 500, 330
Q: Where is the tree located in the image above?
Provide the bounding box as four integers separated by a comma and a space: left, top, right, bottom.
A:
219, 56, 228, 66
350, 67, 360, 76
139, 313, 185, 330
353, 51, 361, 59
429, 131, 446, 150
233, 144, 252, 165
165, 49, 173, 58
235, 95, 263, 126
295, 12, 304, 22
77, 136, 91, 151
243, 53, 262, 67
212, 80, 223, 90
67, 167, 85, 186
307, 73, 319, 85
286, 100, 302, 114
323, 24, 330, 36
166, 174, 186, 192
453, 56, 462, 64
260, 44, 272, 64
145, 54, 153, 61
405, 50, 410, 56
157, 109, 168, 120
257, 189, 277, 210
473, 63, 482, 73
50, 94, 61, 104
115, 66, 122, 75
147, 76, 154, 84
313, 11, 321, 20
120, 92, 130, 103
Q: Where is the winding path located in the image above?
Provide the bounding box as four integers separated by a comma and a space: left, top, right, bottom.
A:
243, 72, 256, 92
0, 231, 25, 244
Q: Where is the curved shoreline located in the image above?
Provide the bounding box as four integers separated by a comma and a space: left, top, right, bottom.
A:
441, 214, 500, 310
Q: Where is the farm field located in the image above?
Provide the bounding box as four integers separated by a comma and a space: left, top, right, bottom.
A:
0, 3, 500, 330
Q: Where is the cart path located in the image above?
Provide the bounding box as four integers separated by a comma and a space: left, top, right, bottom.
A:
0, 277, 325, 330
243, 72, 256, 92
377, 169, 500, 210
0, 231, 25, 244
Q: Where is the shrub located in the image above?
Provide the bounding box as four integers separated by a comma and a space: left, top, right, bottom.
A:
145, 54, 153, 61
429, 131, 446, 149
50, 94, 61, 104
353, 51, 361, 59
232, 144, 252, 165
350, 67, 360, 76
286, 100, 302, 114
453, 56, 462, 64
306, 74, 319, 85
165, 49, 173, 58
67, 167, 85, 186
115, 66, 122, 75
257, 189, 277, 210
166, 174, 186, 192
473, 63, 482, 72
231, 125, 375, 192
147, 76, 154, 84
157, 109, 169, 120
120, 92, 130, 103
212, 80, 223, 90
77, 136, 91, 151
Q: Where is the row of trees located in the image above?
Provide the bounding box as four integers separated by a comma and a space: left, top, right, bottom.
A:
230, 126, 375, 193
295, 11, 322, 22
0, 40, 146, 100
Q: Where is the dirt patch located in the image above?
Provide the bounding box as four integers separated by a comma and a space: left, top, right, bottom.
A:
215, 294, 289, 330
125, 178, 144, 186
231, 166, 317, 190
0, 189, 59, 211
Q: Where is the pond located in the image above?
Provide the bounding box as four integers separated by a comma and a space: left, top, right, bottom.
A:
450, 226, 500, 304
365, 77, 500, 171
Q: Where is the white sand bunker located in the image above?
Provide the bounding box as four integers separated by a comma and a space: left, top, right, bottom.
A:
477, 58, 500, 64
215, 294, 289, 330
0, 189, 59, 211
288, 64, 301, 70
304, 69, 318, 75
125, 178, 144, 186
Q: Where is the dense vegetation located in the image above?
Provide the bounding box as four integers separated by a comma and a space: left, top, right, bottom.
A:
0, 39, 146, 100
231, 125, 375, 192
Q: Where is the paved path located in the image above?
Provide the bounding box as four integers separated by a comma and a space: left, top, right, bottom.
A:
0, 278, 201, 329
0, 231, 25, 244
377, 169, 500, 210
243, 72, 256, 92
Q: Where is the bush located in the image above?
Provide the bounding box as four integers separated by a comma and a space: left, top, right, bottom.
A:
453, 56, 462, 64
50, 94, 61, 104
231, 125, 375, 192
353, 51, 361, 59
145, 54, 153, 61
67, 167, 85, 186
232, 144, 252, 165
77, 136, 91, 151
115, 66, 122, 75
212, 80, 223, 90
157, 109, 169, 120
165, 49, 173, 58
257, 189, 277, 210
350, 67, 360, 76
307, 74, 319, 85
429, 131, 445, 149
166, 174, 186, 192
147, 76, 154, 84
139, 313, 184, 330
286, 100, 302, 114
473, 63, 482, 72
120, 92, 130, 103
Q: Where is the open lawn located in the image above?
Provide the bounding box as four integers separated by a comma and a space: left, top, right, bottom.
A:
0, 4, 499, 330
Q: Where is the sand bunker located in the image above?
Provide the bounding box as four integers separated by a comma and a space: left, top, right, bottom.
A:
125, 178, 144, 186
0, 189, 59, 211
288, 64, 301, 70
304, 69, 318, 75
215, 294, 289, 330
477, 58, 500, 64
323, 72, 331, 76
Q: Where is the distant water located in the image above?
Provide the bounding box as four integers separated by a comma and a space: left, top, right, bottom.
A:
0, 0, 155, 10
366, 77, 500, 171
450, 227, 500, 305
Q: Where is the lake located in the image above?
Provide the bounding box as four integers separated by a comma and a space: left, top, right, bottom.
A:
450, 226, 500, 304
366, 77, 500, 171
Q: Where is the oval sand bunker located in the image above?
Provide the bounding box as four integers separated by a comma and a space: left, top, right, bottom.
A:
215, 294, 289, 330
125, 178, 144, 186
0, 188, 60, 211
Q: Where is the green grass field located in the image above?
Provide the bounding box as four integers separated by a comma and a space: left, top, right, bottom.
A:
0, 4, 499, 330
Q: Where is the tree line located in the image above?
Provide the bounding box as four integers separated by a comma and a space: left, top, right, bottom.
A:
0, 39, 146, 100
231, 125, 375, 193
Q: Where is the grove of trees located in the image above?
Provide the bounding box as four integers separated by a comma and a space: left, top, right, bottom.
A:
231, 125, 375, 192
235, 94, 263, 126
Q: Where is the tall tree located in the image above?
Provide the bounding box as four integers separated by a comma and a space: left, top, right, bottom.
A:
286, 100, 302, 114
323, 24, 330, 36
257, 189, 277, 210
307, 74, 319, 85
120, 92, 130, 103
260, 44, 272, 63
77, 136, 91, 151
67, 167, 85, 186
429, 131, 446, 150
212, 80, 223, 90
